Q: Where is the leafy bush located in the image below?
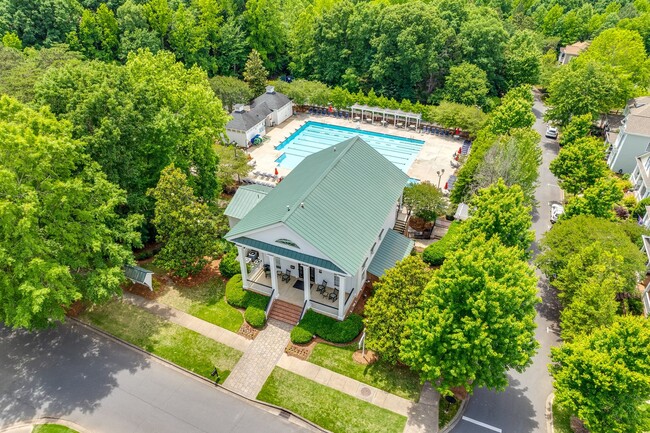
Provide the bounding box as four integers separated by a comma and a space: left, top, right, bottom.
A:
291, 310, 363, 344
422, 221, 464, 266
225, 274, 270, 328
290, 326, 314, 344
219, 248, 240, 278
245, 306, 266, 328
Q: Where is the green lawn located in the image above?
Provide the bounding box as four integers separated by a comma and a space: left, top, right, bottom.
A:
155, 278, 243, 333
81, 300, 242, 381
32, 425, 78, 433
257, 367, 407, 433
308, 343, 421, 401
552, 401, 572, 433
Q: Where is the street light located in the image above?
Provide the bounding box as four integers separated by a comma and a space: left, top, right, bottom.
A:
436, 168, 445, 189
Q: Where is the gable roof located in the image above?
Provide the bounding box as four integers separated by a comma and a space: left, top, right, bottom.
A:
226, 103, 272, 132
252, 91, 291, 111
561, 41, 590, 56
226, 137, 409, 275
224, 184, 273, 220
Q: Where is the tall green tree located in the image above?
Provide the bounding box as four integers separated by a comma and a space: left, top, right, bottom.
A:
243, 0, 287, 73
550, 317, 650, 433
559, 113, 592, 147
563, 176, 624, 220
116, 0, 161, 60
402, 182, 447, 222
462, 179, 535, 256
401, 237, 539, 394
486, 85, 535, 134
143, 0, 173, 47
149, 165, 224, 277
550, 137, 609, 194
0, 95, 142, 329
560, 278, 619, 342
536, 215, 646, 293
442, 62, 489, 107
0, 0, 83, 46
35, 50, 228, 231
364, 255, 434, 363
243, 49, 268, 96
214, 145, 251, 190
68, 3, 119, 61
209, 75, 253, 112
504, 30, 542, 89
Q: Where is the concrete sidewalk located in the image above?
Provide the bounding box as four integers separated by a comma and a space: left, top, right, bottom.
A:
122, 292, 251, 352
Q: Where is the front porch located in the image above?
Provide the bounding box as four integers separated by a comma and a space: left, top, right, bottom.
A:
237, 245, 358, 321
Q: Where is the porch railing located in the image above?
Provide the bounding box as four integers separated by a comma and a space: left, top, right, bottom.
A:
311, 301, 338, 319
264, 288, 277, 319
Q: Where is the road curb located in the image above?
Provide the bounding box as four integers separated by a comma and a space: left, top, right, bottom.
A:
70, 318, 327, 433
546, 393, 555, 433
439, 395, 470, 433
0, 417, 90, 433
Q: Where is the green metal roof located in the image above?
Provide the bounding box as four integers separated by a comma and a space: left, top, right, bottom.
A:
124, 265, 153, 288
226, 137, 409, 275
224, 184, 273, 220
232, 237, 344, 273
367, 230, 414, 278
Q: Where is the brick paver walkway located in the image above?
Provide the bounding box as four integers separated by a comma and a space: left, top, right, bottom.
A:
223, 319, 291, 399
122, 292, 251, 352
277, 353, 414, 416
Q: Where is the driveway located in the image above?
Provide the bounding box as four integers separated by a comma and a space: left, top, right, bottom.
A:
0, 322, 310, 433
450, 96, 562, 433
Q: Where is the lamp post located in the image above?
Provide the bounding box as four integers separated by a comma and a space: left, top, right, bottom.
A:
436, 169, 445, 189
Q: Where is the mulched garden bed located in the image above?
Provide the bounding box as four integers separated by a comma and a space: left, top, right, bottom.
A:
238, 322, 260, 340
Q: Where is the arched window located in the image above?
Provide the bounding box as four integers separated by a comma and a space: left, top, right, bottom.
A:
276, 238, 300, 249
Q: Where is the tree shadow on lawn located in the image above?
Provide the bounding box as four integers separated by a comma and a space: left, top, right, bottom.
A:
0, 322, 148, 427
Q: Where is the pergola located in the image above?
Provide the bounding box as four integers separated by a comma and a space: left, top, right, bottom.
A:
350, 104, 422, 129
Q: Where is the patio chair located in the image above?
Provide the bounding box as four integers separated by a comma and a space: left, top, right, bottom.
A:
281, 270, 291, 283
316, 280, 327, 294
328, 290, 338, 302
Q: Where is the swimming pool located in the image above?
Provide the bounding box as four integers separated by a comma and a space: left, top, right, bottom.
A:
274, 121, 425, 173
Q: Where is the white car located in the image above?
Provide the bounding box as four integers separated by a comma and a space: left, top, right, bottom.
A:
545, 126, 558, 139
550, 203, 564, 223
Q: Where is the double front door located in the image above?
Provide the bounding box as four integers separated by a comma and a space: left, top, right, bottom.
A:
298, 265, 316, 282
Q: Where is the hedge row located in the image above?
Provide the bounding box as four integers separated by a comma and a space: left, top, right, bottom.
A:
219, 248, 240, 279
422, 221, 464, 266
225, 274, 269, 329
290, 310, 363, 344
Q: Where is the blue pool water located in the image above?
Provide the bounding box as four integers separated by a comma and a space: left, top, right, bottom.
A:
274, 121, 425, 173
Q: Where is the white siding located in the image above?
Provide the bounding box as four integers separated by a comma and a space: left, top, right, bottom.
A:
272, 102, 293, 126
608, 129, 650, 174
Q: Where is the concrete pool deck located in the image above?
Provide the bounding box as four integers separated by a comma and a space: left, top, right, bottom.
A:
246, 113, 461, 186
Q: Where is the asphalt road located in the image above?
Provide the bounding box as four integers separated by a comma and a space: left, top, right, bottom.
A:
450, 96, 562, 433
0, 322, 311, 433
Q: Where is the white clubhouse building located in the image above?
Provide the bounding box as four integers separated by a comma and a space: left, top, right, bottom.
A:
224, 137, 414, 322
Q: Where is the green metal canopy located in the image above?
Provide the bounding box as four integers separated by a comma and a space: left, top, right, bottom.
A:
226, 137, 409, 276
224, 184, 272, 220
367, 229, 414, 278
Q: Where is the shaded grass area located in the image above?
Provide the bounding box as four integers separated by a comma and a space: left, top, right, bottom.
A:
257, 367, 407, 433
308, 343, 421, 401
552, 401, 572, 433
80, 300, 242, 382
155, 278, 243, 333
32, 425, 78, 433
438, 397, 461, 429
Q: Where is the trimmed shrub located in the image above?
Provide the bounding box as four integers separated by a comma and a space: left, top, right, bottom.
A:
245, 306, 267, 328
290, 326, 314, 344
219, 248, 240, 278
225, 274, 246, 308
422, 221, 463, 266
291, 310, 364, 344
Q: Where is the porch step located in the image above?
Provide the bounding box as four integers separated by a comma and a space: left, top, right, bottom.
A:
268, 300, 303, 325
394, 219, 407, 234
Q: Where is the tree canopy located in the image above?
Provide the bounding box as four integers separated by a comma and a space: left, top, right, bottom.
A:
0, 95, 142, 329
402, 182, 447, 222
364, 255, 434, 364
401, 236, 539, 395
550, 317, 650, 433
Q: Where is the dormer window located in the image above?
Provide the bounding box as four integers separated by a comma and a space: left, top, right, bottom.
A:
276, 238, 300, 249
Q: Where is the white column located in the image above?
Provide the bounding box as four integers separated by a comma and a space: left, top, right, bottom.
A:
269, 255, 279, 298
302, 264, 311, 308
337, 276, 346, 320
237, 246, 249, 288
